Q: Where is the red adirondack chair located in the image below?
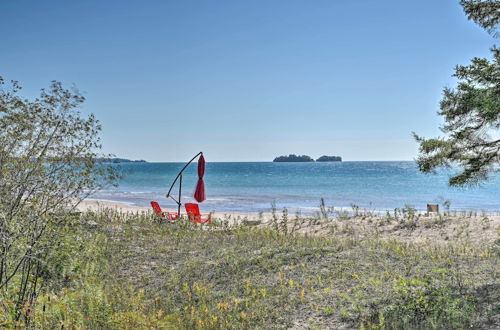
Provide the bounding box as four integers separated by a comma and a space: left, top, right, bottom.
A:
185, 203, 211, 224
150, 201, 179, 221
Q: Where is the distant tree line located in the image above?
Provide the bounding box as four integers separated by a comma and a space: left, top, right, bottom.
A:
273, 154, 342, 162
316, 155, 342, 162
98, 158, 147, 163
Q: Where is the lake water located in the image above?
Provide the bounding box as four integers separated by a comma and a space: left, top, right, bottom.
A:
90, 161, 500, 213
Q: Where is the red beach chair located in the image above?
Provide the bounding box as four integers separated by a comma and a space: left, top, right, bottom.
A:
150, 201, 179, 221
185, 203, 211, 224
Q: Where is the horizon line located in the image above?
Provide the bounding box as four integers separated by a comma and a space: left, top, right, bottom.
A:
113, 159, 416, 163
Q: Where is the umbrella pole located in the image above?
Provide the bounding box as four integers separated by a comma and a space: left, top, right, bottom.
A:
166, 151, 202, 197
166, 151, 203, 214
178, 174, 182, 216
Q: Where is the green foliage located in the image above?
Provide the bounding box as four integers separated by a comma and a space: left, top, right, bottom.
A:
460, 0, 500, 37
415, 1, 499, 186
414, 47, 499, 186
367, 279, 480, 329
0, 77, 119, 318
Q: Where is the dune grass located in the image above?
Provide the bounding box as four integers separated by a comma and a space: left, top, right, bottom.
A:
1, 208, 499, 329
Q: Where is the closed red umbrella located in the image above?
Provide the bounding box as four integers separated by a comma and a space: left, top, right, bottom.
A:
194, 154, 205, 202
166, 151, 206, 216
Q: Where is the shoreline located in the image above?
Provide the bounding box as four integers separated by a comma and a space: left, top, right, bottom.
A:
77, 199, 271, 222
85, 161, 500, 213
77, 198, 500, 247
77, 198, 500, 218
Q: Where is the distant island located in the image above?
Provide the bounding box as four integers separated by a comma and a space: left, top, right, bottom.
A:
273, 154, 314, 162
273, 154, 342, 162
316, 155, 342, 162
99, 158, 147, 163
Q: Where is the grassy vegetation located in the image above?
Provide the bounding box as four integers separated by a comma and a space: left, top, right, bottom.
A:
1, 208, 499, 329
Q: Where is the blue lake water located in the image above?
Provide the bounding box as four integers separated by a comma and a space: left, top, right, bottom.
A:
90, 161, 500, 213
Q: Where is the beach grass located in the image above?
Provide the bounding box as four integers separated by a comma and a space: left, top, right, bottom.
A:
2, 208, 499, 329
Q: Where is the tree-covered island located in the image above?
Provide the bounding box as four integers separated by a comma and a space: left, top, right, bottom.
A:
316, 155, 342, 162
273, 154, 342, 162
273, 154, 315, 162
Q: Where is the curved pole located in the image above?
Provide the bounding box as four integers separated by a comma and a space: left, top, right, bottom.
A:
166, 152, 203, 214
166, 151, 202, 197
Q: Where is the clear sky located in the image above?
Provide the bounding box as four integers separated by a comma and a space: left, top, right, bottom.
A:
0, 0, 496, 161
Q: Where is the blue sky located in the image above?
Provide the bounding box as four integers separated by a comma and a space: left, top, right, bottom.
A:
0, 0, 495, 161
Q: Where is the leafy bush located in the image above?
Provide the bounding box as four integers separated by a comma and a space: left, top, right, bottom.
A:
0, 77, 118, 319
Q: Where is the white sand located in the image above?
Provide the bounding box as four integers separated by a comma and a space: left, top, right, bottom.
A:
76, 199, 500, 245
77, 199, 267, 223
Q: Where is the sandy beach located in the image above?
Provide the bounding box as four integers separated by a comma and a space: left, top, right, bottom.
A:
77, 199, 151, 213
77, 198, 500, 246
77, 199, 269, 223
